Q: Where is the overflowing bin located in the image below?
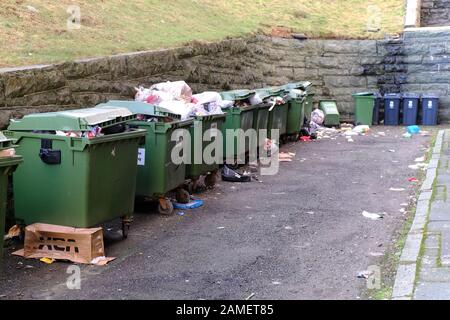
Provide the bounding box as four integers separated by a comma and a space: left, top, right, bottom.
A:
384, 93, 402, 126
96, 101, 194, 215
352, 92, 376, 126
0, 133, 22, 269
255, 87, 289, 141
5, 107, 146, 237
422, 94, 439, 125
402, 93, 420, 126
220, 90, 258, 163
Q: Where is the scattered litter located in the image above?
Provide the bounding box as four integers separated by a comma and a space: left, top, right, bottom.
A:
357, 270, 374, 279
90, 256, 116, 266
39, 258, 55, 265
403, 132, 412, 139
378, 132, 386, 136
408, 178, 418, 182
272, 281, 281, 285
352, 125, 370, 134
401, 203, 408, 207
173, 199, 204, 210
217, 227, 225, 230
407, 125, 420, 135
300, 136, 311, 142
409, 163, 428, 170
388, 149, 396, 153
362, 211, 384, 220
26, 5, 39, 13
284, 226, 293, 230
273, 192, 286, 195
347, 138, 354, 143
4, 225, 21, 240
415, 156, 425, 162
390, 188, 406, 192
399, 208, 406, 213
369, 252, 384, 257
177, 211, 185, 216
279, 152, 295, 162
221, 165, 251, 182
306, 211, 314, 215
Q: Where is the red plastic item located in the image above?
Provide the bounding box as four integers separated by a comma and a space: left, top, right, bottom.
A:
408, 178, 418, 182
300, 136, 311, 142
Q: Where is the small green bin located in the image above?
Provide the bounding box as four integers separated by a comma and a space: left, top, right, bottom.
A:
282, 81, 314, 125
352, 92, 375, 125
186, 114, 226, 181
220, 90, 258, 162
255, 87, 289, 139
96, 101, 193, 199
5, 107, 146, 232
319, 100, 341, 127
0, 133, 22, 270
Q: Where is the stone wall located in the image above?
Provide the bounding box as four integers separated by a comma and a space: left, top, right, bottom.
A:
421, 0, 450, 27
403, 27, 450, 121
0, 36, 410, 128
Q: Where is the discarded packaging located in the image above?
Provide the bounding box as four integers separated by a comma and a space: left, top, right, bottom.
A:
173, 199, 204, 210
13, 223, 114, 265
362, 211, 384, 220
222, 165, 251, 182
390, 188, 406, 192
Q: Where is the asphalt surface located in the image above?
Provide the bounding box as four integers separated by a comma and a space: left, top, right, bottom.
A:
0, 126, 433, 300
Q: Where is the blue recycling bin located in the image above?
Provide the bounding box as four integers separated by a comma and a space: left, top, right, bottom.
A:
373, 93, 382, 125
384, 93, 401, 125
402, 93, 420, 126
422, 94, 439, 126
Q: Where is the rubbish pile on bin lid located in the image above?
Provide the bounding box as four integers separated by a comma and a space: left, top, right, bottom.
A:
255, 87, 288, 111
134, 81, 226, 120
0, 132, 18, 158
219, 89, 263, 109
7, 107, 136, 139
97, 100, 183, 123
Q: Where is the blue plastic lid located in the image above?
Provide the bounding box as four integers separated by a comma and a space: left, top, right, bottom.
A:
422, 93, 439, 99
384, 93, 402, 99
402, 93, 420, 99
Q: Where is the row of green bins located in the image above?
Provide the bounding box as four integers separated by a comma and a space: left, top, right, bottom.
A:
255, 87, 289, 139
4, 107, 146, 238
186, 113, 226, 189
283, 81, 314, 126
220, 90, 258, 163
352, 92, 375, 125
96, 101, 194, 215
0, 133, 22, 270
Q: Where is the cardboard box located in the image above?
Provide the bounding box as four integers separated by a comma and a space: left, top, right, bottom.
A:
19, 223, 106, 264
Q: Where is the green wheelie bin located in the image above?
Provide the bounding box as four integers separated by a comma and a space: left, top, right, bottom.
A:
285, 89, 306, 139
352, 92, 376, 126
282, 81, 314, 126
255, 87, 289, 141
220, 90, 258, 164
0, 133, 22, 270
5, 107, 146, 238
186, 113, 226, 191
96, 101, 194, 215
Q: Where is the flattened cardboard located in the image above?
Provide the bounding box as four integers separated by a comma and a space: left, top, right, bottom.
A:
17, 223, 107, 264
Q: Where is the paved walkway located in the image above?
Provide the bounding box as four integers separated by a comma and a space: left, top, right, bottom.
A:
393, 129, 450, 299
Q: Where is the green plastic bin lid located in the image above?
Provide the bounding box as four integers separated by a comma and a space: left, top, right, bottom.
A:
220, 89, 255, 101
8, 107, 135, 132
255, 86, 287, 100
319, 100, 339, 114
0, 132, 15, 151
282, 81, 312, 91
96, 100, 181, 120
